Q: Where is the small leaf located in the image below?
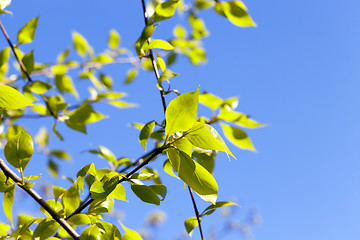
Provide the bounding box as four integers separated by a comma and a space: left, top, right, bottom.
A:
55, 75, 78, 98
72, 32, 88, 56
88, 197, 114, 214
121, 223, 143, 240
200, 201, 240, 217
220, 123, 255, 151
149, 0, 179, 24
109, 184, 127, 201
163, 159, 179, 179
4, 129, 34, 171
218, 106, 265, 128
49, 150, 71, 160
108, 29, 121, 49
21, 50, 34, 78
68, 213, 92, 225
184, 217, 199, 237
17, 17, 39, 44
165, 87, 199, 138
131, 184, 166, 206
0, 222, 9, 237
139, 120, 156, 151
61, 182, 80, 216
149, 39, 174, 50
0, 0, 11, 11
100, 73, 113, 89
214, 1, 256, 27
124, 68, 138, 84
3, 184, 14, 224
0, 85, 33, 109
29, 80, 52, 94
97, 222, 122, 240
199, 92, 223, 110
158, 69, 178, 82
0, 47, 10, 67
173, 25, 187, 39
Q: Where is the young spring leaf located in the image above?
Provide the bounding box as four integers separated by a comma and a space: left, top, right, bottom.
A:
148, 39, 174, 50
0, 85, 33, 109
88, 197, 114, 214
200, 201, 240, 217
165, 87, 199, 138
158, 69, 178, 82
21, 51, 34, 78
149, 0, 179, 24
29, 80, 52, 94
3, 184, 14, 224
80, 225, 101, 240
214, 1, 256, 27
0, 222, 9, 237
121, 223, 143, 240
177, 150, 218, 204
108, 29, 121, 49
220, 123, 255, 151
218, 105, 265, 128
199, 92, 223, 110
32, 219, 60, 240
72, 32, 89, 56
184, 216, 199, 237
185, 122, 235, 158
131, 184, 167, 206
4, 130, 34, 171
139, 120, 156, 151
61, 182, 80, 216
17, 17, 39, 44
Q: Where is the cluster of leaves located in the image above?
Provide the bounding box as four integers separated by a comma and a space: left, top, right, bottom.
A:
0, 0, 262, 239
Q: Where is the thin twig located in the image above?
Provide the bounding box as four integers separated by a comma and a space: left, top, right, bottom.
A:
139, 1, 204, 239
0, 159, 80, 239
66, 146, 165, 220
0, 20, 59, 119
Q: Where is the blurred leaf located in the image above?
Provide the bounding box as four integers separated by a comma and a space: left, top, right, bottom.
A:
173, 25, 187, 39
125, 68, 138, 84
0, 0, 11, 10
188, 14, 208, 39
4, 129, 34, 171
200, 201, 240, 217
29, 80, 52, 94
214, 1, 256, 27
165, 87, 199, 138
220, 123, 255, 151
195, 0, 213, 9
108, 29, 121, 49
17, 17, 39, 44
149, 0, 179, 24
184, 216, 199, 237
57, 48, 70, 64
218, 105, 265, 128
49, 150, 71, 161
0, 222, 9, 237
21, 50, 34, 78
48, 159, 58, 177
72, 32, 89, 56
55, 74, 78, 98
100, 73, 113, 89
35, 127, 48, 148
0, 85, 33, 109
149, 39, 174, 50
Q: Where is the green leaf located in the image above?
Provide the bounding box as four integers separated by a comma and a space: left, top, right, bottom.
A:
163, 159, 179, 179
199, 92, 223, 110
88, 197, 114, 214
109, 184, 127, 201
185, 122, 235, 158
200, 201, 240, 217
108, 29, 121, 49
4, 129, 34, 171
65, 103, 107, 133
61, 182, 80, 216
40, 200, 62, 218
173, 25, 187, 39
220, 123, 255, 151
90, 175, 119, 199
139, 120, 156, 151
184, 217, 199, 237
57, 48, 70, 64
72, 32, 89, 56
68, 213, 93, 225
80, 225, 101, 240
149, 39, 174, 50
188, 14, 209, 39
0, 85, 33, 109
96, 222, 122, 240
3, 184, 14, 224
158, 69, 178, 82
21, 50, 34, 78
135, 25, 155, 56
124, 68, 138, 84
17, 17, 39, 44
0, 47, 10, 67
214, 1, 256, 27
218, 106, 265, 128
177, 150, 218, 204
53, 185, 66, 202
0, 222, 9, 237
192, 149, 216, 173
33, 219, 59, 240
100, 73, 113, 89
149, 0, 179, 24
121, 223, 143, 240
55, 74, 78, 98
29, 80, 52, 94
195, 0, 213, 9
49, 149, 71, 160
165, 87, 199, 138
131, 184, 166, 206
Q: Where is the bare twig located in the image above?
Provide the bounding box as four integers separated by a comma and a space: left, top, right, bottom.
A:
139, 1, 204, 239
0, 159, 80, 239
0, 20, 59, 119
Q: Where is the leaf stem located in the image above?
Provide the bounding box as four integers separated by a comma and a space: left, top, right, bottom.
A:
188, 186, 205, 240
0, 159, 80, 239
0, 20, 59, 120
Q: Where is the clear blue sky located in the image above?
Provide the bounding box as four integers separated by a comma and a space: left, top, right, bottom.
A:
1, 0, 360, 239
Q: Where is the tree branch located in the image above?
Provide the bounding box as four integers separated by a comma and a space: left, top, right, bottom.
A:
0, 20, 59, 120
0, 159, 80, 239
66, 146, 166, 220
139, 1, 204, 239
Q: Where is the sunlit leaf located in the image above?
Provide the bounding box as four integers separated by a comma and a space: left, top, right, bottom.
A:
149, 0, 179, 24
139, 120, 156, 151
17, 17, 39, 44
200, 201, 240, 217
184, 216, 199, 237
80, 225, 101, 240
131, 184, 166, 206
108, 29, 121, 49
0, 222, 9, 237
3, 184, 14, 224
125, 68, 138, 84
29, 80, 52, 94
199, 92, 223, 110
165, 87, 199, 138
158, 69, 178, 82
149, 39, 174, 50
121, 223, 143, 240
88, 197, 114, 214
214, 1, 256, 27
0, 85, 33, 109
220, 123, 255, 151
72, 32, 89, 56
218, 105, 265, 128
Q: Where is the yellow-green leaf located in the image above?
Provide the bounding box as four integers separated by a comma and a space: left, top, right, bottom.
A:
0, 85, 33, 109
108, 29, 121, 49
184, 217, 199, 237
149, 39, 174, 50
17, 17, 39, 44
220, 123, 255, 151
72, 32, 88, 56
214, 1, 256, 27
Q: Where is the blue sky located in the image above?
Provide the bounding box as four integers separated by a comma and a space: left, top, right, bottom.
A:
1, 0, 360, 239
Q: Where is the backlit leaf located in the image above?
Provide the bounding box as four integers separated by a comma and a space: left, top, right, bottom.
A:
108, 29, 121, 49
4, 129, 34, 171
3, 184, 14, 224
149, 0, 179, 24
88, 197, 114, 214
199, 92, 223, 110
158, 69, 178, 82
184, 217, 199, 237
218, 105, 265, 128
72, 32, 88, 56
33, 219, 59, 240
80, 225, 101, 240
0, 85, 33, 109
121, 223, 143, 240
200, 201, 240, 217
214, 1, 256, 27
17, 17, 39, 44
139, 120, 156, 151
149, 39, 174, 50
165, 87, 199, 138
29, 80, 52, 94
220, 123, 255, 151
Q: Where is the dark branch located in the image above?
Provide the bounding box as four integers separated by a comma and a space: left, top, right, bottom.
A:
0, 159, 80, 239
